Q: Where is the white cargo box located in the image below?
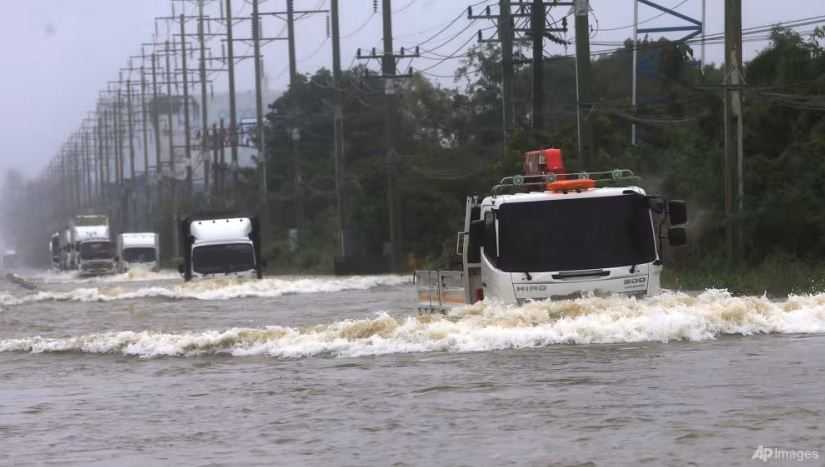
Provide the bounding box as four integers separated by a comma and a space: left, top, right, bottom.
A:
190, 218, 252, 244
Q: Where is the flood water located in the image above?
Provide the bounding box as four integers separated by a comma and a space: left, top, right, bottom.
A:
1, 270, 824, 466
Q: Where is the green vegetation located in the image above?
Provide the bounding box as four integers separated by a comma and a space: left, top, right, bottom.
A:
255, 27, 825, 295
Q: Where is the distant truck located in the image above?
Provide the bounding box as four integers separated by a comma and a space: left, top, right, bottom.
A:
71, 215, 116, 276
116, 233, 160, 273
1, 249, 18, 270
179, 215, 264, 281
416, 148, 688, 311
49, 233, 61, 269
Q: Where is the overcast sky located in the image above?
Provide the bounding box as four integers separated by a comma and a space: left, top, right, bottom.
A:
0, 0, 819, 178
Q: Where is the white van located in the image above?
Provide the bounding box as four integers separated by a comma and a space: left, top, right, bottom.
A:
116, 233, 160, 273
179, 215, 263, 281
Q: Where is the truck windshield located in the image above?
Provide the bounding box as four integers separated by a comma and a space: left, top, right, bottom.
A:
192, 243, 255, 275
74, 216, 108, 226
495, 195, 656, 272
122, 247, 156, 263
80, 241, 114, 260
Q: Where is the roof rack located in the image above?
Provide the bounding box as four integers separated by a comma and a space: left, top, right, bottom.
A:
491, 169, 640, 195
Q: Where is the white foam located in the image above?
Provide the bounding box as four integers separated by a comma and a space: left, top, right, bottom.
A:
0, 275, 410, 306
27, 268, 180, 285
3, 290, 824, 358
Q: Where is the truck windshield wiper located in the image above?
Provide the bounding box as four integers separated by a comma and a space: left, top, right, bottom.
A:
552, 270, 610, 280
523, 272, 532, 281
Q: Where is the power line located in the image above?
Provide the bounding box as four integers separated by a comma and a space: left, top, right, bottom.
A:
597, 0, 691, 33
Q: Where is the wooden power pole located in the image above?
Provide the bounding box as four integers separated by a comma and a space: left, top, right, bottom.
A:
724, 0, 744, 263
574, 0, 594, 167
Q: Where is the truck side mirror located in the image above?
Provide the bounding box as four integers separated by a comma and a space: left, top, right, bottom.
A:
668, 227, 687, 247
647, 196, 666, 214
669, 200, 687, 226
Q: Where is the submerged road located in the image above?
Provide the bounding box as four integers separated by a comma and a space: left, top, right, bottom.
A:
1, 271, 824, 466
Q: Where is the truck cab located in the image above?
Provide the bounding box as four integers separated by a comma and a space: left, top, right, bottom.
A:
180, 215, 264, 281
116, 233, 160, 273
76, 239, 116, 276
71, 215, 116, 276
417, 149, 687, 310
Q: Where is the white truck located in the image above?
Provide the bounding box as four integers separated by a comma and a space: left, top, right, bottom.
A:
49, 233, 62, 269
1, 249, 18, 270
416, 149, 687, 311
71, 215, 116, 276
179, 215, 264, 281
116, 233, 160, 273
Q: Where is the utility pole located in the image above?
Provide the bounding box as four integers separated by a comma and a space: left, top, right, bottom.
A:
115, 85, 124, 185
198, 0, 210, 199
331, 0, 347, 257
165, 40, 179, 258
96, 111, 105, 200
632, 0, 638, 146
211, 122, 219, 197
530, 0, 546, 139
165, 41, 175, 190
180, 14, 193, 201
225, 0, 240, 192
357, 0, 418, 272
102, 107, 111, 191
126, 80, 136, 182
473, 2, 567, 149
382, 0, 401, 272
287, 0, 297, 81
151, 53, 162, 177
72, 142, 81, 209
84, 130, 93, 205
701, 0, 707, 69
500, 0, 514, 150
283, 0, 305, 243
219, 118, 227, 196
574, 0, 594, 167
139, 67, 150, 182
252, 0, 270, 232
126, 79, 136, 230
724, 0, 744, 263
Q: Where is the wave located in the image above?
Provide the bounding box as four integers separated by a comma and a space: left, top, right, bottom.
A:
27, 268, 181, 284
3, 290, 824, 358
0, 275, 411, 306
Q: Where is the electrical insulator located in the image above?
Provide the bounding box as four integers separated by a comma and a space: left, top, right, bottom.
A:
373, 0, 378, 13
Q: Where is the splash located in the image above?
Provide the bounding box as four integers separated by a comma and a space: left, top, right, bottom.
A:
0, 275, 410, 306
3, 290, 824, 358
27, 268, 180, 284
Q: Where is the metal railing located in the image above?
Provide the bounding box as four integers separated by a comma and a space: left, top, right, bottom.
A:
491, 169, 640, 195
